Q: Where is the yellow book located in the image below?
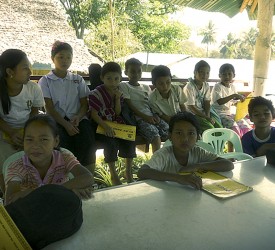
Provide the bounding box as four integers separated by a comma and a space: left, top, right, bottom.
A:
96, 120, 136, 141
181, 171, 253, 199
0, 205, 32, 250
2, 128, 24, 145
235, 93, 253, 121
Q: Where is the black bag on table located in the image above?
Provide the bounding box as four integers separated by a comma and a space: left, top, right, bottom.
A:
5, 184, 83, 250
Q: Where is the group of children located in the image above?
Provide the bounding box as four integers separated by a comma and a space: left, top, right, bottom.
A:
1, 40, 275, 205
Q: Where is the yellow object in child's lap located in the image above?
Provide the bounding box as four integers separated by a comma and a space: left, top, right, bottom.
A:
96, 121, 136, 141
235, 93, 253, 121
2, 128, 24, 144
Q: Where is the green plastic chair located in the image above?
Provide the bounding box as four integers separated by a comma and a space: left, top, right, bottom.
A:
202, 128, 253, 160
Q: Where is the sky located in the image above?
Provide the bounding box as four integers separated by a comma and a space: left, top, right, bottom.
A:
172, 7, 258, 49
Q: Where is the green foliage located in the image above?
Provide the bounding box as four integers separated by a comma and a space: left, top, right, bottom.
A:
94, 154, 151, 189
199, 20, 216, 57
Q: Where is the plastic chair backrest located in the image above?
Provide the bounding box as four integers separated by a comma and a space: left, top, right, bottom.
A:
202, 128, 243, 155
162, 139, 215, 153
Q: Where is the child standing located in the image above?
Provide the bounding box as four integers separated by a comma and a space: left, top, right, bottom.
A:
120, 58, 169, 152
184, 60, 223, 133
241, 96, 275, 157
137, 112, 234, 189
38, 41, 96, 173
149, 65, 186, 123
211, 63, 251, 137
4, 114, 94, 205
89, 62, 136, 185
0, 49, 45, 194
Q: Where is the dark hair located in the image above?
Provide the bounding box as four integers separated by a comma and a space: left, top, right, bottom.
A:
219, 63, 235, 75
0, 49, 27, 114
125, 58, 142, 71
88, 63, 103, 90
194, 60, 210, 74
169, 111, 200, 135
101, 62, 122, 77
24, 114, 59, 139
248, 96, 275, 118
151, 65, 172, 86
51, 41, 73, 58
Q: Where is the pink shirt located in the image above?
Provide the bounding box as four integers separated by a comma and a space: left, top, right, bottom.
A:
5, 150, 79, 189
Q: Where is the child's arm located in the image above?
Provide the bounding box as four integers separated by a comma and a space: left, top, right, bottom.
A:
256, 143, 275, 157
137, 165, 202, 189
5, 181, 34, 205
179, 157, 234, 173
125, 99, 159, 124
188, 104, 212, 122
63, 164, 94, 200
0, 118, 23, 147
91, 109, 115, 137
114, 88, 122, 116
70, 97, 89, 127
44, 98, 79, 136
216, 94, 245, 105
180, 103, 187, 112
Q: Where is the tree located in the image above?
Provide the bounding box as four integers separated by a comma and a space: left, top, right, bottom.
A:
199, 20, 216, 57
219, 33, 240, 59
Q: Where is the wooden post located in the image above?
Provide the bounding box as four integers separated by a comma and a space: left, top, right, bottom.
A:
253, 0, 275, 96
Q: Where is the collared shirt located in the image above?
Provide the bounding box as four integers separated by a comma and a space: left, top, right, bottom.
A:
38, 71, 90, 119
149, 84, 186, 116
5, 150, 79, 189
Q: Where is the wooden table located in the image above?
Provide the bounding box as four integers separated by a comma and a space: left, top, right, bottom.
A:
44, 156, 275, 250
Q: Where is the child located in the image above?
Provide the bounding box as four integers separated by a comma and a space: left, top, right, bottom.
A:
184, 60, 223, 133
120, 58, 169, 152
89, 62, 136, 185
149, 65, 186, 123
241, 96, 275, 157
211, 63, 251, 137
137, 112, 234, 189
4, 114, 94, 205
0, 49, 44, 194
38, 41, 96, 173
88, 63, 103, 90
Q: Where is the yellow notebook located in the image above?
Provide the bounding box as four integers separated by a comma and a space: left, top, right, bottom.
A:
181, 171, 253, 199
0, 205, 32, 250
96, 121, 136, 141
235, 93, 253, 121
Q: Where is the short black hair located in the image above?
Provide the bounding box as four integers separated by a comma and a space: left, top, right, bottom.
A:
194, 60, 210, 74
101, 62, 122, 77
248, 96, 275, 118
151, 65, 172, 86
169, 111, 200, 135
51, 41, 73, 57
125, 58, 142, 71
219, 63, 235, 74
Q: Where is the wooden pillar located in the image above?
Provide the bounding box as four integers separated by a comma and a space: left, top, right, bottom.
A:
253, 0, 275, 96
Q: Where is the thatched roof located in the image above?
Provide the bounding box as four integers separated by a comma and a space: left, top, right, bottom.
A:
0, 0, 102, 73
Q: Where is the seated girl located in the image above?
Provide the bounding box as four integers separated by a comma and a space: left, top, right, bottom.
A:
4, 114, 94, 205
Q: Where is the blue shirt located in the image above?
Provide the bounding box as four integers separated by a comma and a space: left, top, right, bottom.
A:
241, 127, 275, 156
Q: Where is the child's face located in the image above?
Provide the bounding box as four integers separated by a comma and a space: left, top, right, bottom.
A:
8, 57, 31, 85
52, 50, 73, 72
101, 72, 121, 91
194, 66, 210, 82
155, 76, 171, 96
219, 69, 235, 85
125, 64, 142, 83
250, 105, 273, 128
170, 120, 198, 153
24, 121, 59, 168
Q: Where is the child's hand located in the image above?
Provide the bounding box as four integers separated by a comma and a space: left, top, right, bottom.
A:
103, 123, 115, 137
70, 115, 80, 127
233, 94, 245, 102
176, 173, 202, 190
144, 115, 158, 124
73, 187, 93, 200
114, 88, 123, 100
205, 116, 215, 125
65, 121, 80, 136
10, 130, 23, 147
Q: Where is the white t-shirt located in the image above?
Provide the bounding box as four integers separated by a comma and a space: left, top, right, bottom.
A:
211, 82, 237, 115
0, 81, 44, 129
39, 71, 90, 119
120, 82, 153, 117
183, 79, 211, 113
149, 84, 186, 116
145, 145, 218, 174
